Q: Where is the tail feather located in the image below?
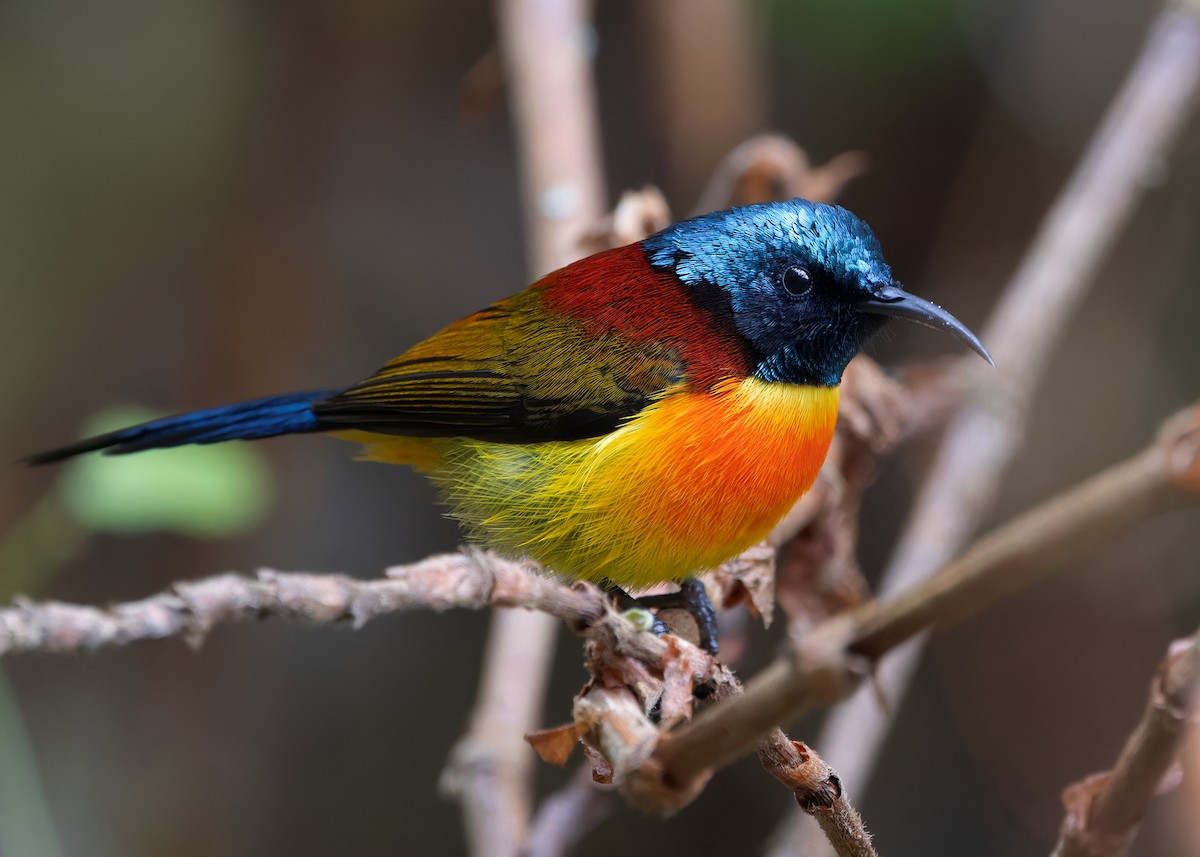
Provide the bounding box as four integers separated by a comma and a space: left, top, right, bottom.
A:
24, 390, 339, 466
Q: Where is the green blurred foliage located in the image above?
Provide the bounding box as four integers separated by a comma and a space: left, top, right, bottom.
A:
59, 406, 272, 538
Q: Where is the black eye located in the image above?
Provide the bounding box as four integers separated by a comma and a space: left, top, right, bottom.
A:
781, 265, 813, 298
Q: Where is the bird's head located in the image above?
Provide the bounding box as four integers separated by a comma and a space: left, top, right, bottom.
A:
643, 199, 991, 386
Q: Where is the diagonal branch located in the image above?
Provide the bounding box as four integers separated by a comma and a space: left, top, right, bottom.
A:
646, 401, 1200, 797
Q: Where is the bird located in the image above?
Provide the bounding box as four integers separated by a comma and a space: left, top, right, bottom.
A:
27, 199, 990, 650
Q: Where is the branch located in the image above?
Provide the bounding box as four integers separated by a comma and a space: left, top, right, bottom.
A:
1051, 627, 1200, 857
0, 552, 597, 657
782, 6, 1200, 852
645, 400, 1200, 797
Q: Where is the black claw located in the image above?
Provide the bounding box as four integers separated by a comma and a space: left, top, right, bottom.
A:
679, 578, 719, 656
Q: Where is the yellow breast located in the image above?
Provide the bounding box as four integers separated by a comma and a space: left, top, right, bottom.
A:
353, 378, 839, 587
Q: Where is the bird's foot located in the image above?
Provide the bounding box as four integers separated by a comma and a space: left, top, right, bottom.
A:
637, 578, 719, 656
602, 578, 719, 656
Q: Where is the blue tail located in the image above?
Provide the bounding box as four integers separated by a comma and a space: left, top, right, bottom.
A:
25, 390, 339, 465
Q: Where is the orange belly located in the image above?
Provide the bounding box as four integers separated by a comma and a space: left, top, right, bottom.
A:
351, 378, 839, 587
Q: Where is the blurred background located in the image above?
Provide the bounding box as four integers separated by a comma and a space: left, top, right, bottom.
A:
2, 0, 1199, 855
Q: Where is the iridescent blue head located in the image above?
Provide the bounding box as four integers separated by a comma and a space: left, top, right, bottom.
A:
643, 199, 991, 386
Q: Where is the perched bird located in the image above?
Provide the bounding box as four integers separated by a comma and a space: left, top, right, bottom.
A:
28, 199, 990, 649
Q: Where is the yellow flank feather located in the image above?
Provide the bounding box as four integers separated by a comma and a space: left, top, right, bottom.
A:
350, 378, 839, 587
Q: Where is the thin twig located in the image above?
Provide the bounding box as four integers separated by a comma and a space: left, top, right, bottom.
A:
779, 6, 1200, 853
1051, 627, 1200, 857
443, 1, 609, 853
524, 765, 615, 857
648, 401, 1200, 797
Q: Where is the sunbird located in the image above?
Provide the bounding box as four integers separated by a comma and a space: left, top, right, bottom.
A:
28, 200, 990, 650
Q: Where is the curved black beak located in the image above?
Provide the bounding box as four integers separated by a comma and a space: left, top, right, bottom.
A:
857, 283, 994, 365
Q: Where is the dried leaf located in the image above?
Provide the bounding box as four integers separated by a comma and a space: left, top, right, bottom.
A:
710, 544, 776, 627
525, 721, 588, 767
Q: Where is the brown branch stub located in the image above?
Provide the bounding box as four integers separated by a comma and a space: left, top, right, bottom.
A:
1052, 629, 1200, 857
693, 134, 869, 214
580, 187, 673, 253
566, 644, 880, 853
651, 615, 866, 795
770, 741, 877, 857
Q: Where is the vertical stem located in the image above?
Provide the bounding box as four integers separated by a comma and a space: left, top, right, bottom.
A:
443, 2, 607, 855
498, 0, 606, 278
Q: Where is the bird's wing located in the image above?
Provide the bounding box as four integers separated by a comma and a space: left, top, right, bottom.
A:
313, 289, 686, 443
